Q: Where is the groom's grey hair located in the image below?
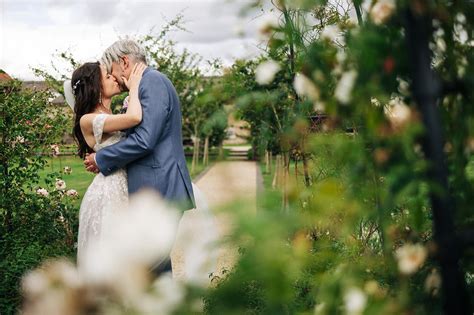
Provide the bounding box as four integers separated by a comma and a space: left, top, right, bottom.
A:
101, 39, 147, 73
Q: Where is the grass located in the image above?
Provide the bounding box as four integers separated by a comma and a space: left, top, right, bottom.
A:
38, 155, 213, 207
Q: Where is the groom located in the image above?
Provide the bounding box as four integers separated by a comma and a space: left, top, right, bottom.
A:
84, 39, 195, 274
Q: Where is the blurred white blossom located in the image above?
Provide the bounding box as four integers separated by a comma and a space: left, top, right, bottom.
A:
293, 73, 320, 102
321, 24, 340, 42
180, 184, 219, 287
344, 287, 367, 315
335, 70, 357, 104
384, 97, 411, 127
136, 273, 185, 315
395, 243, 427, 275
425, 268, 441, 295
255, 60, 281, 85
370, 0, 396, 25
80, 190, 180, 293
21, 260, 83, 315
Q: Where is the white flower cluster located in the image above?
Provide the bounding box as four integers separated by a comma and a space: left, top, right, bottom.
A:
21, 190, 188, 315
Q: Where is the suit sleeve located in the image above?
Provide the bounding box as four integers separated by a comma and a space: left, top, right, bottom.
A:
95, 72, 169, 176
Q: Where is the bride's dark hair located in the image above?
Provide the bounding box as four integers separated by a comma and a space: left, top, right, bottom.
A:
71, 62, 102, 158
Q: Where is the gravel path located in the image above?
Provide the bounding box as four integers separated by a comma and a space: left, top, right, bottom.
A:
170, 161, 259, 284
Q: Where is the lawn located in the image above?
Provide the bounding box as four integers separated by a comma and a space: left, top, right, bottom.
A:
39, 155, 212, 206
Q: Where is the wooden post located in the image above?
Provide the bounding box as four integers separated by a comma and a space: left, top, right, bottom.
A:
405, 8, 471, 314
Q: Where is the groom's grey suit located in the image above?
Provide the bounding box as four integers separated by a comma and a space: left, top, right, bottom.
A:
95, 67, 195, 211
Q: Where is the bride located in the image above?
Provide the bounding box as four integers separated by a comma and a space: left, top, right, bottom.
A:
66, 61, 146, 264
65, 61, 218, 280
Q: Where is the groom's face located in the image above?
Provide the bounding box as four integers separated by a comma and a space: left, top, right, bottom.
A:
111, 58, 129, 92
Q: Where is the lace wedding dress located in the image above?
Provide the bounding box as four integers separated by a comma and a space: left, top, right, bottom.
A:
77, 114, 128, 265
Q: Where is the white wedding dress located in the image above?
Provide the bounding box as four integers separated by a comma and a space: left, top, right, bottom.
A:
77, 114, 128, 265
76, 114, 218, 280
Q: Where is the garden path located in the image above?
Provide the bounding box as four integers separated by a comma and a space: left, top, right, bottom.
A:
170, 160, 260, 283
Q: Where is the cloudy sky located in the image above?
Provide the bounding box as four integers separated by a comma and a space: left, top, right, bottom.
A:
1, 0, 269, 80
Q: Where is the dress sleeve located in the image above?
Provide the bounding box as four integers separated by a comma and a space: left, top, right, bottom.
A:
92, 114, 108, 145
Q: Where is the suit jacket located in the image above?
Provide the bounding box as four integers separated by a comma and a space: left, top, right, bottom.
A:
96, 67, 195, 211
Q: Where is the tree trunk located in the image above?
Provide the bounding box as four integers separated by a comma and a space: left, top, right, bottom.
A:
282, 151, 290, 212
272, 154, 281, 189
265, 150, 270, 174
202, 137, 209, 166
302, 153, 311, 187
191, 136, 200, 174
218, 143, 224, 160
295, 155, 298, 183
269, 151, 273, 174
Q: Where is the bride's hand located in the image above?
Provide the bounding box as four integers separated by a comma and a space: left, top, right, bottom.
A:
123, 63, 146, 91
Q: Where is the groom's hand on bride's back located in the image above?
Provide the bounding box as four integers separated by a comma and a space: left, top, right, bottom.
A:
84, 153, 99, 174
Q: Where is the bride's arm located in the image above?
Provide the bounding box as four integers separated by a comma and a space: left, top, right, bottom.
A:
100, 63, 146, 132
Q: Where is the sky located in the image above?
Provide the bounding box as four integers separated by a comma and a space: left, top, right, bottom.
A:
0, 0, 269, 80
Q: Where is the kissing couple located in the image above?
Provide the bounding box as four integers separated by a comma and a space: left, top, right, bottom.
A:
64, 39, 203, 276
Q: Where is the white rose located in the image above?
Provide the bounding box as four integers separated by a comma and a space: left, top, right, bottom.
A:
66, 189, 78, 197
55, 179, 66, 191
370, 0, 396, 25
50, 144, 60, 157
36, 188, 49, 197
255, 60, 281, 85
395, 243, 427, 275
335, 70, 358, 104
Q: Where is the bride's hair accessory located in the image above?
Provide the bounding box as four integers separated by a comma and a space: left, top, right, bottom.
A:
72, 79, 82, 92
63, 80, 76, 111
